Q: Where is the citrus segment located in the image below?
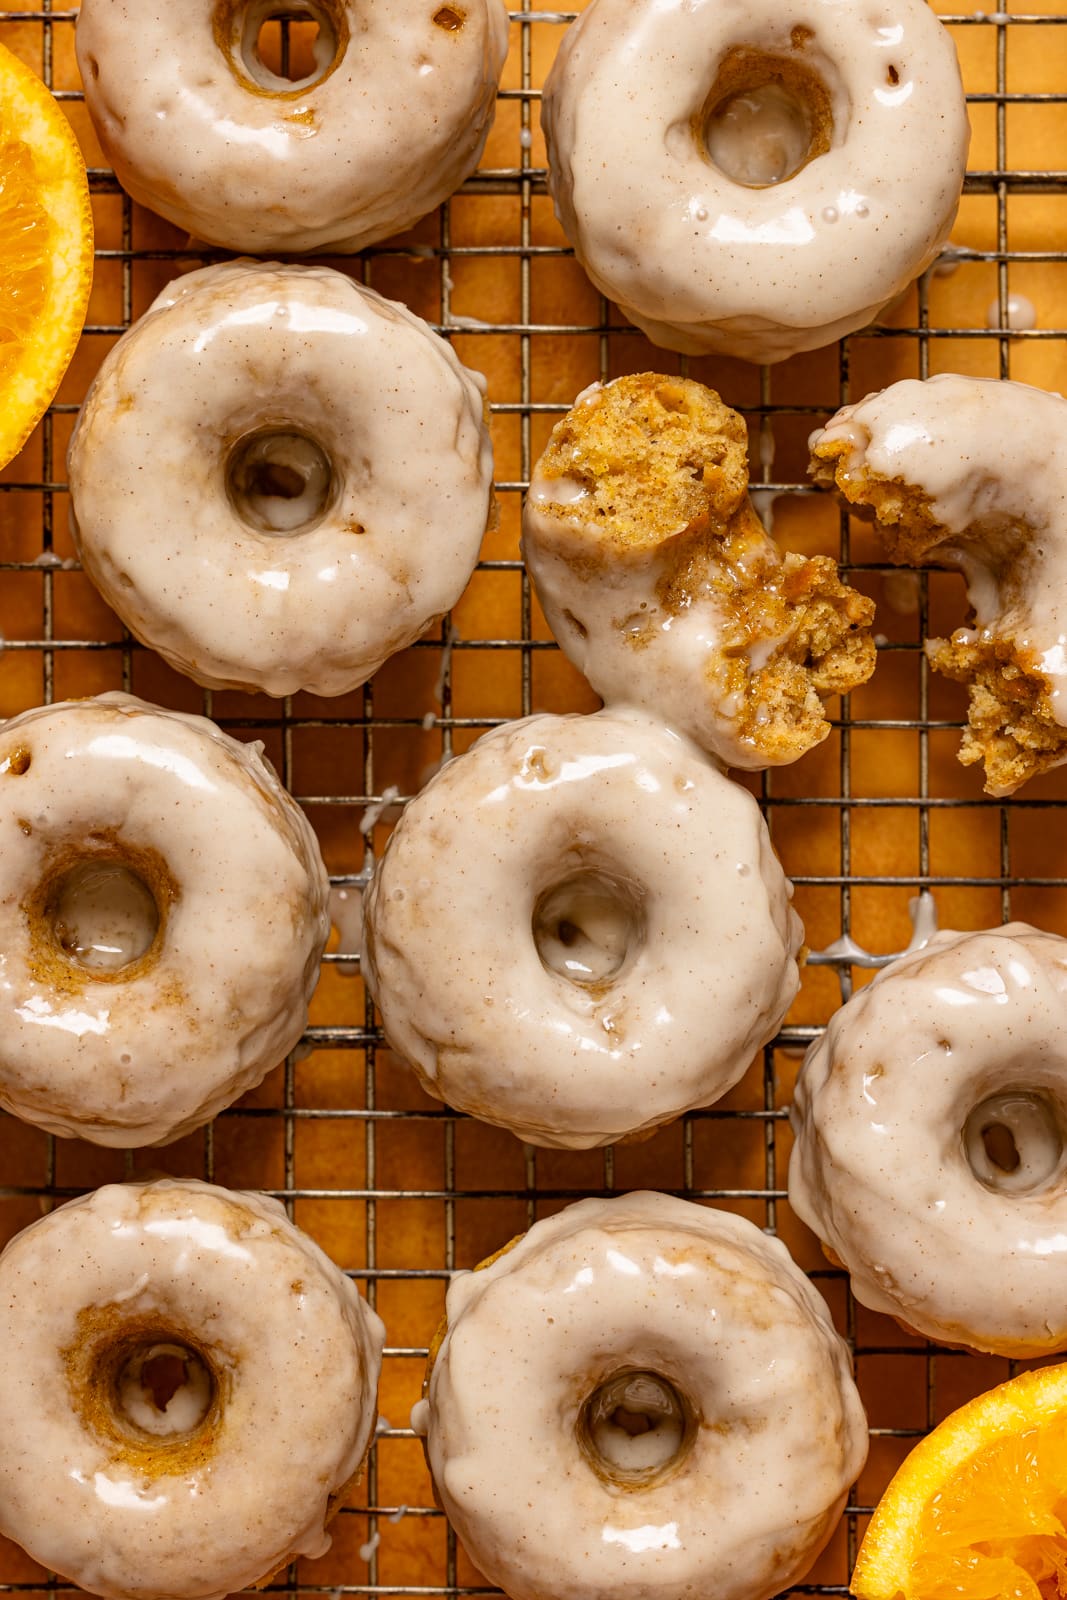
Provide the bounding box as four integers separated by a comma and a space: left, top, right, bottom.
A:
0, 40, 93, 467
854, 1364, 1067, 1600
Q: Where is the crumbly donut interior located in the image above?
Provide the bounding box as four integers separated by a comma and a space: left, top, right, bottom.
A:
536, 373, 875, 765
811, 437, 1067, 795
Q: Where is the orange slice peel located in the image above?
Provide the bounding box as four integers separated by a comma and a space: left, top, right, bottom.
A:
854, 1362, 1067, 1600
0, 39, 93, 469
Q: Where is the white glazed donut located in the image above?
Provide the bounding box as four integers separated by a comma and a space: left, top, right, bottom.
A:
811, 374, 1067, 796
542, 0, 968, 363
75, 0, 508, 254
0, 692, 328, 1147
789, 924, 1067, 1357
0, 1178, 384, 1600
362, 707, 803, 1149
413, 1191, 868, 1600
67, 261, 495, 699
523, 373, 876, 771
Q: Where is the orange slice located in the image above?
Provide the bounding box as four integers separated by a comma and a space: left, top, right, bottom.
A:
854, 1363, 1067, 1600
0, 39, 93, 468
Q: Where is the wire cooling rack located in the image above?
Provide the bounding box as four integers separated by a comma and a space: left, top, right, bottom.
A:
1, 2, 1067, 1596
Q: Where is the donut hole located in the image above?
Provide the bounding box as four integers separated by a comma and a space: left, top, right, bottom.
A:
115, 1342, 215, 1439
227, 427, 337, 535
700, 48, 834, 188
254, 15, 328, 82
964, 1091, 1065, 1195
533, 870, 646, 988
215, 0, 348, 95
49, 861, 160, 974
578, 1370, 695, 1486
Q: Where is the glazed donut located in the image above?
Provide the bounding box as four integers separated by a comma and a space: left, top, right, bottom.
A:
542, 0, 968, 363
0, 1178, 384, 1600
75, 0, 508, 253
811, 374, 1067, 796
362, 706, 803, 1149
522, 374, 875, 771
0, 692, 328, 1146
413, 1191, 868, 1600
789, 924, 1067, 1357
68, 261, 494, 698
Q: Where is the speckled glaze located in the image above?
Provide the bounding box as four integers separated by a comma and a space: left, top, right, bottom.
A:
0, 1179, 384, 1600
810, 374, 1067, 729
0, 693, 329, 1146
75, 0, 509, 253
789, 924, 1067, 1357
362, 708, 803, 1149
542, 0, 968, 363
67, 261, 494, 699
414, 1192, 868, 1600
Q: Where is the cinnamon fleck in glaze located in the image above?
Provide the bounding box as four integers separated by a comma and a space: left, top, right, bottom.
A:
522, 374, 875, 771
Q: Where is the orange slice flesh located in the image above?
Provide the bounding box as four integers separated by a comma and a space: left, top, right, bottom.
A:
0, 39, 93, 468
854, 1363, 1067, 1600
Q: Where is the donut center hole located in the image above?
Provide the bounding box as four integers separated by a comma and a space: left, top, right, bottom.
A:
218, 0, 348, 94
964, 1092, 1064, 1195
115, 1342, 215, 1439
50, 861, 159, 974
701, 49, 833, 188
578, 1371, 693, 1485
533, 870, 645, 986
227, 427, 336, 535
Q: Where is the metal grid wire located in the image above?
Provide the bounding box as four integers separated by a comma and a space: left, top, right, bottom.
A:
1, 3, 1067, 1596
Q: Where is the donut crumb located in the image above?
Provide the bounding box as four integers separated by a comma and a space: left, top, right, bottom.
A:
2, 745, 31, 775
433, 6, 465, 30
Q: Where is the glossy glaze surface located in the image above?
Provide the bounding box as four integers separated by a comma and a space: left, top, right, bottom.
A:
789, 924, 1067, 1356
362, 707, 803, 1148
75, 0, 509, 253
0, 693, 329, 1145
415, 1192, 868, 1600
0, 1179, 384, 1600
67, 261, 494, 698
811, 374, 1067, 727
542, 0, 968, 363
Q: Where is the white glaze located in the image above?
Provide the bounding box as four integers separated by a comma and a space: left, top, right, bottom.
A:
68, 262, 494, 698
75, 0, 509, 253
789, 924, 1067, 1356
810, 374, 1067, 732
0, 1179, 384, 1600
986, 293, 1037, 331
542, 0, 969, 363
0, 693, 329, 1146
362, 707, 802, 1149
420, 1192, 868, 1600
